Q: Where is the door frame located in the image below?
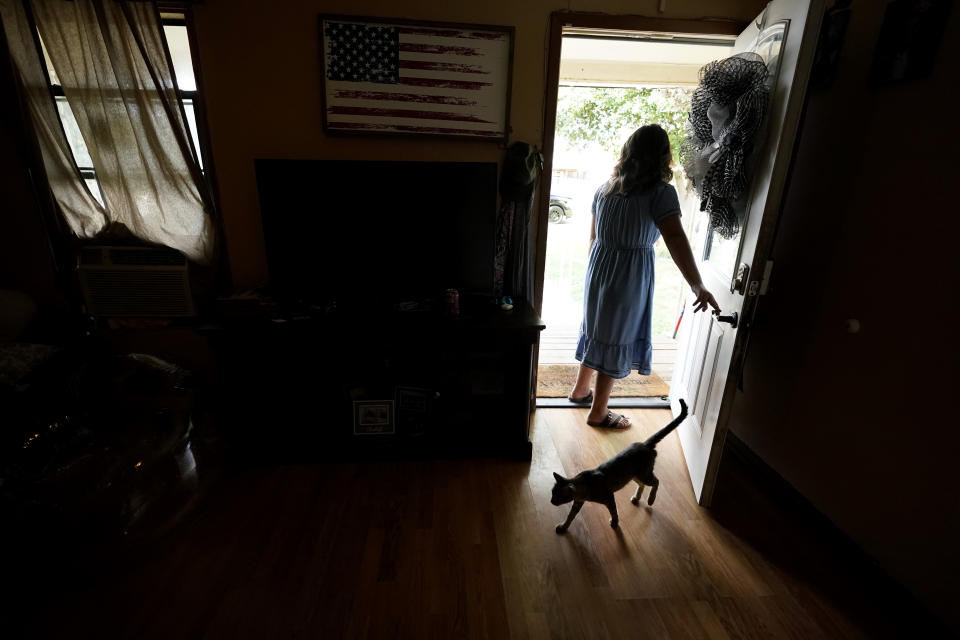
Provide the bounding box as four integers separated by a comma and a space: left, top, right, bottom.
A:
530, 12, 745, 414
532, 12, 747, 315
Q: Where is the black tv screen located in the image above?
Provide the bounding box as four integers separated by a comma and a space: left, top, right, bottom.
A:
255, 159, 497, 308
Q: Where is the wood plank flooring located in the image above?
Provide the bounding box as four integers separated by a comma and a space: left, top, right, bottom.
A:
8, 409, 941, 639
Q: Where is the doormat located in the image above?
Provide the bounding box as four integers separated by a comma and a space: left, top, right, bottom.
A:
536, 364, 669, 398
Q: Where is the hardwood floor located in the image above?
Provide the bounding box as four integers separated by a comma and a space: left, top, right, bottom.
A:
8, 409, 945, 639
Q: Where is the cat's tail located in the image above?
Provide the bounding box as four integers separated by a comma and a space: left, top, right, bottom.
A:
644, 399, 688, 448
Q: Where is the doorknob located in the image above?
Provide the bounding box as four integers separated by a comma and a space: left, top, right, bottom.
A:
714, 311, 738, 329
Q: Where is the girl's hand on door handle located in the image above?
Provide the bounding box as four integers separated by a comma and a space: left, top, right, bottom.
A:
691, 283, 720, 314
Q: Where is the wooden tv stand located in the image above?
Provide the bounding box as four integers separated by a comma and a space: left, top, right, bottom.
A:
207, 297, 545, 462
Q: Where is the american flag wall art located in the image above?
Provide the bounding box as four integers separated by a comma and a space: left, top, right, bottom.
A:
319, 16, 513, 140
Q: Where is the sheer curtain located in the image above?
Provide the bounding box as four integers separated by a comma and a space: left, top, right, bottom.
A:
2, 0, 213, 264
0, 0, 107, 236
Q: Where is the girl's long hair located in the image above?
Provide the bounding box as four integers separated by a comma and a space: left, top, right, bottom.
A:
603, 124, 673, 197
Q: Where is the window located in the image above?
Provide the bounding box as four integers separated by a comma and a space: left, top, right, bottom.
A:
38, 11, 206, 206
161, 16, 204, 169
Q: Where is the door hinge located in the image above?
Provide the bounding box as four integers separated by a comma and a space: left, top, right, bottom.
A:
747, 260, 774, 297
759, 260, 774, 295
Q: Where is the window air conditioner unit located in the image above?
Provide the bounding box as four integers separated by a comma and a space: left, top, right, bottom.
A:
77, 246, 195, 317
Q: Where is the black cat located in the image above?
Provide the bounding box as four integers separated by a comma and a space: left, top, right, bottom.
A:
551, 399, 688, 534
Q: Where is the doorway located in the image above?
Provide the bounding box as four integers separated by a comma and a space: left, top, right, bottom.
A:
535, 24, 734, 403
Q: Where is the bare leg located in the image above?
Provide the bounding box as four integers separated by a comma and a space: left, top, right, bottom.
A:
587, 373, 630, 426
570, 364, 594, 399
630, 481, 645, 505
556, 501, 584, 534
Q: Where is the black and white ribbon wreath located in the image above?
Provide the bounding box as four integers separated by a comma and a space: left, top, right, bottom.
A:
681, 52, 770, 239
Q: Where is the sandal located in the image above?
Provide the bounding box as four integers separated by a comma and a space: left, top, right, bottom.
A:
567, 390, 593, 404
587, 411, 631, 429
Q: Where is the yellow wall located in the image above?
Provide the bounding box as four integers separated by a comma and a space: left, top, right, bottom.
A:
192, 0, 764, 287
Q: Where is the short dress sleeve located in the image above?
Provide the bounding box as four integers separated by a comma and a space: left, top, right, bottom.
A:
651, 183, 682, 223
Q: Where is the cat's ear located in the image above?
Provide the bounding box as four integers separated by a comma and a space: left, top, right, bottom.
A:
553, 471, 567, 483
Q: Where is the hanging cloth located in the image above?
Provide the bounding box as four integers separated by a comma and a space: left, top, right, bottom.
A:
0, 0, 108, 236
1, 0, 215, 263
494, 142, 541, 303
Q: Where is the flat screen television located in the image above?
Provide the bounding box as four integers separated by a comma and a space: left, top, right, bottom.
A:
254, 159, 497, 309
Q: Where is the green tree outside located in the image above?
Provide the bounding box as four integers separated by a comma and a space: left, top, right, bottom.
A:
555, 86, 694, 163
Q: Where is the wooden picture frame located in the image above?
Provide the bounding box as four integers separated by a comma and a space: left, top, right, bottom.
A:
318, 14, 514, 142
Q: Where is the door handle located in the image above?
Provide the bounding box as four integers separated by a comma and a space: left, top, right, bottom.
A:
714, 311, 738, 329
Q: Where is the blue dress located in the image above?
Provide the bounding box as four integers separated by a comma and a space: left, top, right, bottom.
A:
576, 181, 681, 379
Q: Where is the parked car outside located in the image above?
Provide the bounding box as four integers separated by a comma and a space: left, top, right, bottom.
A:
549, 194, 574, 223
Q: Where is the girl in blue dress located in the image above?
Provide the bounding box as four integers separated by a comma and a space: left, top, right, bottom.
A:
569, 125, 720, 428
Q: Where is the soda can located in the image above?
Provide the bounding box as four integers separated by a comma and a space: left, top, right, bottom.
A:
444, 288, 460, 317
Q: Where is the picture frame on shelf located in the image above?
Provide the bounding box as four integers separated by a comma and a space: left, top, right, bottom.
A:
396, 386, 433, 436
353, 400, 395, 435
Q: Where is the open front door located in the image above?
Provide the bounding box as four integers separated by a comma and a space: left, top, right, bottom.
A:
671, 0, 824, 505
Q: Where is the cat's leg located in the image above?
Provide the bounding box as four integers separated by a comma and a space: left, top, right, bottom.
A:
556, 501, 584, 534
645, 473, 660, 506
603, 495, 619, 528
630, 480, 645, 505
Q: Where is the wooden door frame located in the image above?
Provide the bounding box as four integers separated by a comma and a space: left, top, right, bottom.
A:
533, 12, 746, 315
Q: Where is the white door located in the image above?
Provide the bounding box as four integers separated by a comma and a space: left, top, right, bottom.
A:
670, 0, 825, 505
